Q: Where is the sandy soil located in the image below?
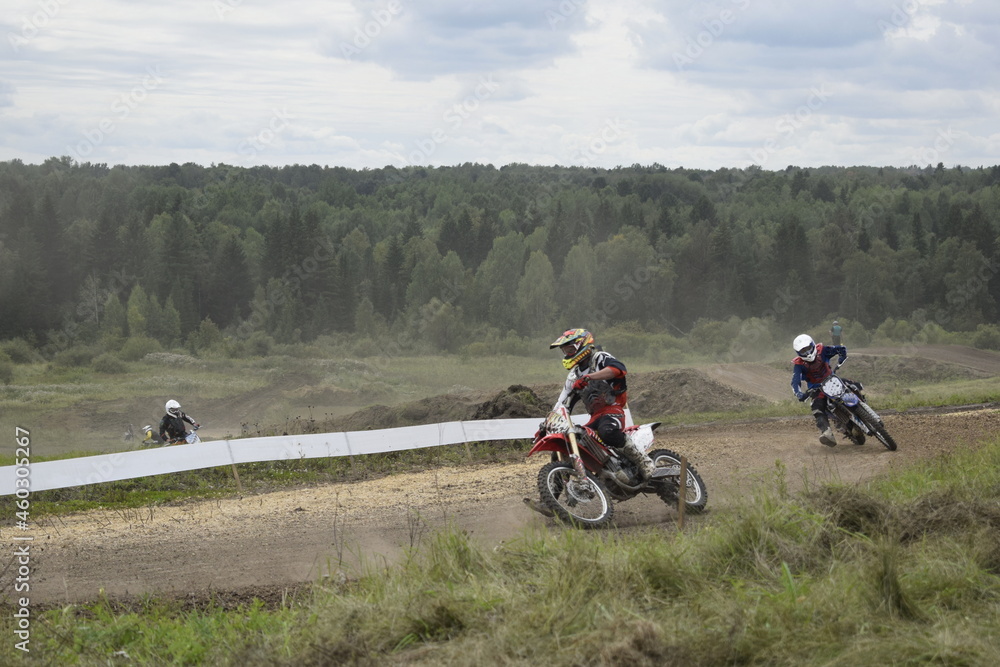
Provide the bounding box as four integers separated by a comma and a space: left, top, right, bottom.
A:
9, 407, 998, 606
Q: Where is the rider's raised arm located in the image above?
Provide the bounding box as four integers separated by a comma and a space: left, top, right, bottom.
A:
790, 364, 806, 399
823, 344, 848, 364
554, 372, 575, 409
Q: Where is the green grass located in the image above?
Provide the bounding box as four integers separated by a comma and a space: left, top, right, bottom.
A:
8, 435, 1000, 665
876, 376, 1000, 411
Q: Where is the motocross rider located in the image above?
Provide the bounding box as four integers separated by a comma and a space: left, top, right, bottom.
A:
551, 328, 655, 480
158, 399, 200, 445
790, 334, 847, 447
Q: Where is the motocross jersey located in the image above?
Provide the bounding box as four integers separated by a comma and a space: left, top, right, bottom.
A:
159, 411, 197, 442
791, 344, 847, 396
556, 349, 628, 409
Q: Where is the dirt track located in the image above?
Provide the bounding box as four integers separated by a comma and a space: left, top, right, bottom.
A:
7, 345, 1000, 606
11, 407, 998, 606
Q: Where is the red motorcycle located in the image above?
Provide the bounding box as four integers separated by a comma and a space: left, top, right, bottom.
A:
524, 404, 708, 528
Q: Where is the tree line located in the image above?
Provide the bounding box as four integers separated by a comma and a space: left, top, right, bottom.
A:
1, 157, 998, 358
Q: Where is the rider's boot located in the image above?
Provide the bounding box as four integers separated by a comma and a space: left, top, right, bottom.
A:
815, 413, 837, 447
621, 440, 657, 481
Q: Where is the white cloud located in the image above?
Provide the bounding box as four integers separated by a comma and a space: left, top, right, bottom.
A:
0, 0, 997, 169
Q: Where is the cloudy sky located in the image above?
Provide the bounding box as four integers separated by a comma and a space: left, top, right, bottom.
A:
2, 0, 998, 170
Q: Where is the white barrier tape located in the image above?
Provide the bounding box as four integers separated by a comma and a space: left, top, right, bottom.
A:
0, 418, 543, 496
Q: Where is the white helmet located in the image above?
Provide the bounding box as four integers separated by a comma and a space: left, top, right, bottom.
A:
793, 334, 817, 362
165, 399, 182, 417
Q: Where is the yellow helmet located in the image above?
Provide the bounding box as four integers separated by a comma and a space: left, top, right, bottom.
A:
550, 328, 595, 370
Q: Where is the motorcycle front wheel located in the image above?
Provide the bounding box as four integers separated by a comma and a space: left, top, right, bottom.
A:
537, 461, 614, 529
649, 449, 708, 513
856, 403, 898, 451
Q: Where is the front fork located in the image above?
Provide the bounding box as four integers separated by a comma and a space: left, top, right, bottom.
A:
834, 403, 873, 434
567, 430, 589, 480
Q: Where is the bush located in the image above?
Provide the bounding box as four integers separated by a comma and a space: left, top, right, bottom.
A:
459, 341, 491, 363
603, 326, 688, 361
972, 324, 1000, 351
916, 322, 951, 345
874, 318, 917, 345
50, 345, 97, 368
245, 331, 275, 357
1, 338, 42, 364
0, 356, 13, 384
186, 317, 223, 354
496, 333, 533, 357
689, 317, 742, 357
91, 353, 129, 374
351, 337, 382, 358
119, 336, 163, 361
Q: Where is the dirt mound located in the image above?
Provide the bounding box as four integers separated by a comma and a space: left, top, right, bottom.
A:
628, 368, 768, 416
314, 371, 769, 433
324, 385, 549, 431
470, 384, 548, 420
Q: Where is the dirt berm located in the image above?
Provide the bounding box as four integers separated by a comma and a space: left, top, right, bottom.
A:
317, 368, 767, 432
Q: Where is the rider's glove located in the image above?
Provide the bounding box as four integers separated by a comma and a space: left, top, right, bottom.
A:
572, 375, 591, 391
796, 392, 807, 402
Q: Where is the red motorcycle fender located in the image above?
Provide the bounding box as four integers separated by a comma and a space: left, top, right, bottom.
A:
527, 434, 606, 476
526, 433, 570, 458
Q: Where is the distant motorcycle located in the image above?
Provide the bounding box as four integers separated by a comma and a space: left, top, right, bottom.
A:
124, 423, 160, 446
165, 424, 201, 446
524, 403, 708, 528
810, 359, 898, 451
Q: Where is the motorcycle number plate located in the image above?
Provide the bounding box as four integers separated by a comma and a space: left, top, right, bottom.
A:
544, 410, 572, 434
821, 375, 846, 398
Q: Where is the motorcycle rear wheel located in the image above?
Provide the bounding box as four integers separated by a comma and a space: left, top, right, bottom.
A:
537, 461, 614, 529
649, 448, 708, 513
